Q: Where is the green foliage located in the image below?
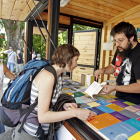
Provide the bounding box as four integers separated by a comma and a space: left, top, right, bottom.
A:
19, 22, 25, 30
0, 33, 7, 49
0, 52, 7, 65
0, 33, 7, 64
0, 19, 4, 30
33, 34, 46, 58
73, 24, 96, 31
58, 31, 68, 46
0, 19, 25, 31
57, 24, 96, 46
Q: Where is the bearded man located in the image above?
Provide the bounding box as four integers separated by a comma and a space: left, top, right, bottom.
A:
94, 21, 140, 104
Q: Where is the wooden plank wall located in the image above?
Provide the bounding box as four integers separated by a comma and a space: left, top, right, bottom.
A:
99, 4, 140, 83
72, 31, 96, 82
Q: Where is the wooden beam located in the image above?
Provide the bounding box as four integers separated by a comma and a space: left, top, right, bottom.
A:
134, 24, 140, 28
18, 0, 39, 21
70, 0, 122, 15
46, 0, 51, 59
60, 8, 107, 22
130, 0, 140, 3
104, 4, 140, 26
36, 12, 70, 25
68, 2, 116, 17
65, 4, 114, 19
125, 17, 140, 25
73, 18, 102, 27
83, 0, 127, 12
10, 0, 30, 21
101, 0, 138, 9
2, 0, 15, 19
124, 11, 140, 21
63, 4, 113, 19
33, 27, 47, 35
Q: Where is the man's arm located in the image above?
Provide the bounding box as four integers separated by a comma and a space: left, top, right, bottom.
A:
101, 64, 115, 74
3, 50, 8, 54
94, 64, 115, 80
115, 79, 140, 93
3, 64, 15, 80
101, 79, 140, 94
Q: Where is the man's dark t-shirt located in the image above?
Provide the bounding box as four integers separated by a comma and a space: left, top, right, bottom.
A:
17, 53, 23, 64
112, 43, 140, 104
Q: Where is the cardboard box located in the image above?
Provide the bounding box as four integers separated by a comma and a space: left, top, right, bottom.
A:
81, 74, 95, 86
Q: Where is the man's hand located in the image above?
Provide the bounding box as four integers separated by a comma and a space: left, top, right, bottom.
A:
100, 85, 116, 95
94, 69, 104, 80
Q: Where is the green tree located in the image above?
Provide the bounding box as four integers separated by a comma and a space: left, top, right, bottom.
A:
33, 34, 46, 58
0, 19, 25, 51
0, 33, 7, 64
73, 24, 95, 31
0, 33, 7, 49
58, 31, 68, 46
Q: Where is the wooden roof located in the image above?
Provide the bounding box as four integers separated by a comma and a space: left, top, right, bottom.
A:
0, 0, 39, 21
1, 0, 140, 23
59, 0, 140, 22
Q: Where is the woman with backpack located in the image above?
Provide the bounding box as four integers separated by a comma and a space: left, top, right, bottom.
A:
0, 63, 15, 134
12, 44, 96, 140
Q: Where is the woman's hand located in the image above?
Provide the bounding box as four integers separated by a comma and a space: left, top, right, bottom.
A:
74, 108, 97, 121
63, 103, 78, 111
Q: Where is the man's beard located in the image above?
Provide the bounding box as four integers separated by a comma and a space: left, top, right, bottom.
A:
116, 42, 133, 58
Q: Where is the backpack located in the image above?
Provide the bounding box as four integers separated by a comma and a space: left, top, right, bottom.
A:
1, 59, 57, 135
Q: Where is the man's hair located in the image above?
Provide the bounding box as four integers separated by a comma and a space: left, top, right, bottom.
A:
51, 44, 80, 68
111, 22, 137, 41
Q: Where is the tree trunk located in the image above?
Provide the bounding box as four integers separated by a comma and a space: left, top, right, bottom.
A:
2, 19, 24, 52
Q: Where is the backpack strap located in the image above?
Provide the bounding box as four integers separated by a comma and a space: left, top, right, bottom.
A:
44, 65, 57, 92
18, 101, 38, 133
18, 65, 57, 134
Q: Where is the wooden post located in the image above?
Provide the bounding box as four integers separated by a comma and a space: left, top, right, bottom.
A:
46, 0, 51, 59
104, 24, 112, 81
98, 24, 105, 83
24, 22, 27, 65
26, 20, 33, 62
48, 0, 60, 60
